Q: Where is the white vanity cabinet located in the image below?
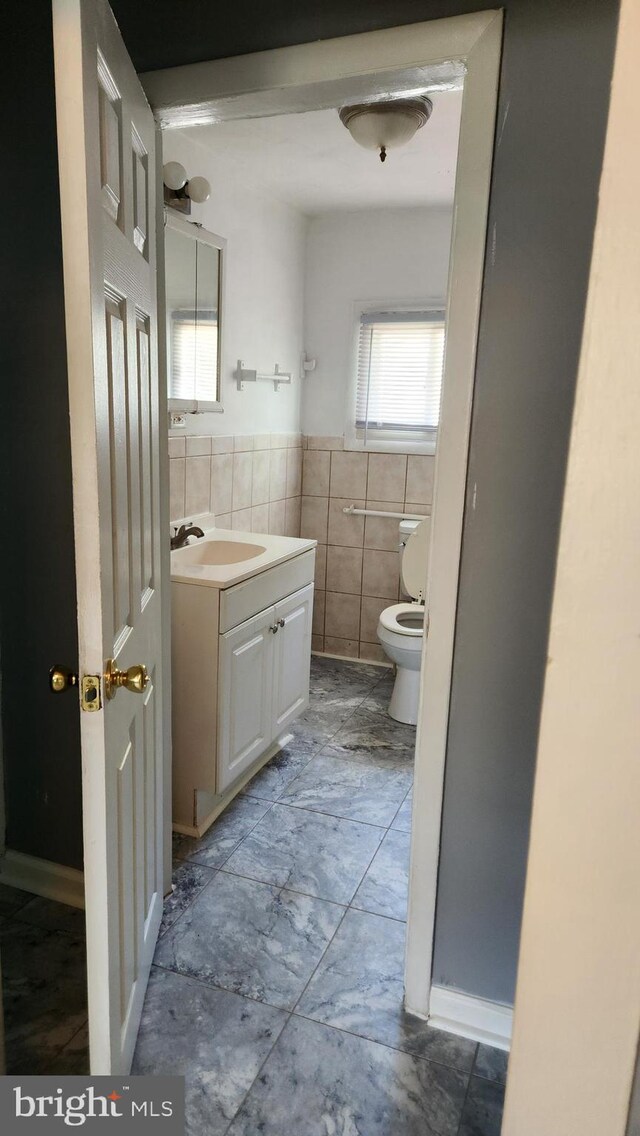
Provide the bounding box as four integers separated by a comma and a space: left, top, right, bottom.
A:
171, 541, 315, 835
218, 584, 313, 792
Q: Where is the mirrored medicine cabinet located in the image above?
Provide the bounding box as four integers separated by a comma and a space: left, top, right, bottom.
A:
165, 209, 225, 413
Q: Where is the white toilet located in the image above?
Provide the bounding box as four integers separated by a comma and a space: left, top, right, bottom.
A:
377, 518, 430, 725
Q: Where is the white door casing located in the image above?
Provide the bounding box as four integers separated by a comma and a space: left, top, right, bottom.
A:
52, 0, 164, 1074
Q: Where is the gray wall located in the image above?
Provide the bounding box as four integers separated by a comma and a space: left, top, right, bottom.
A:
0, 0, 618, 994
431, 0, 618, 1004
0, 9, 83, 869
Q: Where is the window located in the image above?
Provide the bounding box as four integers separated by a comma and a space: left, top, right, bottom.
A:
354, 309, 446, 448
171, 311, 219, 403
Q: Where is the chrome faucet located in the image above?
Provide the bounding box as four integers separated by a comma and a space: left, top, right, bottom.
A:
171, 523, 205, 551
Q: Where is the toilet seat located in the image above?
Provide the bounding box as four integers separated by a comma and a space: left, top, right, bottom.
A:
378, 602, 426, 637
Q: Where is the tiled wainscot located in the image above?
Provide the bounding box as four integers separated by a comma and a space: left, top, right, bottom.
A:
169, 432, 303, 537
300, 436, 433, 662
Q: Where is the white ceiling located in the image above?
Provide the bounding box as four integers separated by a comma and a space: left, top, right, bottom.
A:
186, 89, 463, 216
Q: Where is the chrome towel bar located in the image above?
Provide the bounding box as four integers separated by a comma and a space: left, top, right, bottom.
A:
342, 504, 430, 521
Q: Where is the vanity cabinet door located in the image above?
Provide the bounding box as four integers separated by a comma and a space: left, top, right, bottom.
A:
272, 584, 314, 736
218, 605, 275, 792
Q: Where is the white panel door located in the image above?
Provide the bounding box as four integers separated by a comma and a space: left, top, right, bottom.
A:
272, 585, 313, 735
52, 0, 164, 1074
218, 608, 275, 792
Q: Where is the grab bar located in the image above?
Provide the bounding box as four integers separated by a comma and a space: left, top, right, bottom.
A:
342, 504, 430, 521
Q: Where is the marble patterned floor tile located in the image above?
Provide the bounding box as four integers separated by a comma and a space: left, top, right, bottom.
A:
154, 871, 344, 1010
292, 697, 364, 745
474, 1043, 509, 1084
362, 675, 396, 714
0, 881, 32, 919
160, 860, 217, 938
15, 896, 86, 937
1, 920, 87, 1073
240, 737, 317, 802
175, 795, 272, 868
227, 1014, 467, 1136
352, 829, 410, 921
280, 754, 412, 827
392, 789, 414, 832
310, 656, 382, 697
223, 803, 384, 904
322, 705, 417, 768
297, 909, 476, 1072
458, 1075, 505, 1136
133, 967, 287, 1136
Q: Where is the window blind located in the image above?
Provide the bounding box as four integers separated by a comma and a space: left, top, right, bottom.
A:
355, 310, 445, 439
171, 310, 218, 402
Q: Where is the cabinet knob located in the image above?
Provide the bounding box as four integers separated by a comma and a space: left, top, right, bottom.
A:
278, 619, 285, 628
269, 624, 279, 634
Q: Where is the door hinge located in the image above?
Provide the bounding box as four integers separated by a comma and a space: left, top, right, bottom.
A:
81, 674, 102, 712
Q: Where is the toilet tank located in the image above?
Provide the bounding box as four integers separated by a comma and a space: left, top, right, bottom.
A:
399, 519, 421, 559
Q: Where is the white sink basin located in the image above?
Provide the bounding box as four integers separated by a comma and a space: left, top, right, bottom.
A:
176, 540, 267, 566
170, 527, 317, 590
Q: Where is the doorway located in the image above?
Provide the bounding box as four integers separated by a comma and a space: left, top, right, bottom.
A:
147, 6, 502, 1031
1, 0, 500, 1095
126, 11, 505, 1131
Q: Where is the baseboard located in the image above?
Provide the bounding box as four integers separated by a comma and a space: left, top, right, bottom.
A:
428, 984, 512, 1051
311, 651, 392, 669
0, 849, 85, 910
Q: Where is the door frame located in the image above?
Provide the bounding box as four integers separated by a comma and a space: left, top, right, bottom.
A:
142, 10, 503, 1021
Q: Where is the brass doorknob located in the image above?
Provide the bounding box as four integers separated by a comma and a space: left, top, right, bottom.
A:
49, 664, 78, 693
105, 659, 149, 701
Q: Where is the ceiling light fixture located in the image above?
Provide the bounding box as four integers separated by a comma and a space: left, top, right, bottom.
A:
162, 161, 211, 215
339, 96, 433, 163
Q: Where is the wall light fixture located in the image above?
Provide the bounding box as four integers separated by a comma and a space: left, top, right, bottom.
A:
163, 161, 211, 214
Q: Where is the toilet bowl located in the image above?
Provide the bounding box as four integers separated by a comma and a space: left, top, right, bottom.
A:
377, 519, 429, 724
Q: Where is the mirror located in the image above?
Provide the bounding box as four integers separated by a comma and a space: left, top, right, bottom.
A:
165, 211, 225, 412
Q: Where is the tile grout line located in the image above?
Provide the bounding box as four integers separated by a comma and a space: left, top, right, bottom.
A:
159, 863, 221, 939
218, 1019, 294, 1136
454, 1047, 479, 1136
147, 959, 479, 1082
386, 784, 413, 831
265, 795, 409, 829
215, 863, 409, 926
289, 1007, 479, 1079
289, 902, 351, 1017
52, 1016, 91, 1069
241, 795, 396, 830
